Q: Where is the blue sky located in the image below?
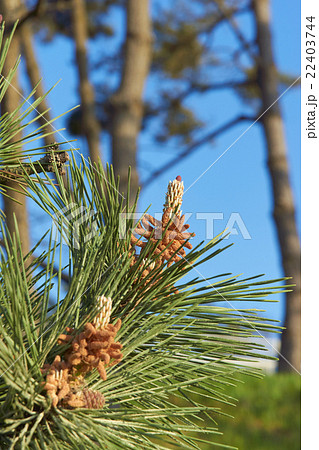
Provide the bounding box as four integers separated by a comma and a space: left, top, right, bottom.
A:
20, 1, 300, 326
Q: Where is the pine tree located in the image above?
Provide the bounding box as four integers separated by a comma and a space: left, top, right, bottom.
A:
0, 22, 290, 448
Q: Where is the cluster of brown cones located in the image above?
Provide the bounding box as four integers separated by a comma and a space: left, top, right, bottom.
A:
130, 176, 195, 280
42, 177, 194, 409
42, 296, 122, 409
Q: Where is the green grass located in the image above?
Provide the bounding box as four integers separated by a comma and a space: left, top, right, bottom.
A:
197, 372, 301, 449
153, 372, 300, 449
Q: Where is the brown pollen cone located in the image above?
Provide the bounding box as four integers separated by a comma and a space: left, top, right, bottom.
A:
133, 207, 195, 268
60, 319, 123, 381
127, 177, 194, 296
42, 296, 122, 409
41, 355, 71, 407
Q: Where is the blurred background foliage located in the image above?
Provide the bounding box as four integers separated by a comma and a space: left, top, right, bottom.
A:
160, 373, 300, 449
197, 373, 300, 449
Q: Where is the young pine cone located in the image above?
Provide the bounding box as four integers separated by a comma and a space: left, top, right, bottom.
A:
64, 388, 105, 409
82, 388, 105, 409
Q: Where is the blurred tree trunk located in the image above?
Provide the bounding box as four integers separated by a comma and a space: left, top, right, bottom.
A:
253, 0, 301, 372
110, 0, 152, 199
19, 19, 55, 148
19, 1, 69, 189
1, 0, 30, 255
19, 22, 69, 190
71, 0, 102, 167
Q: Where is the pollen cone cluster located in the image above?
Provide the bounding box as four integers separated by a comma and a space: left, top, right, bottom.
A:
42, 177, 194, 408
42, 356, 70, 408
130, 176, 195, 281
60, 315, 122, 381
42, 296, 122, 409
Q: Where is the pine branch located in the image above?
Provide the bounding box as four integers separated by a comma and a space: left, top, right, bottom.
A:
145, 80, 257, 120
198, 3, 252, 36
0, 158, 289, 448
215, 1, 256, 62
143, 115, 255, 187
0, 18, 289, 447
0, 144, 69, 184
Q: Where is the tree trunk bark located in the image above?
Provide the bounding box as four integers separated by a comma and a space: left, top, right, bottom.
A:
1, 0, 30, 256
19, 19, 55, 148
253, 0, 301, 372
70, 0, 102, 167
19, 2, 69, 189
110, 0, 152, 200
